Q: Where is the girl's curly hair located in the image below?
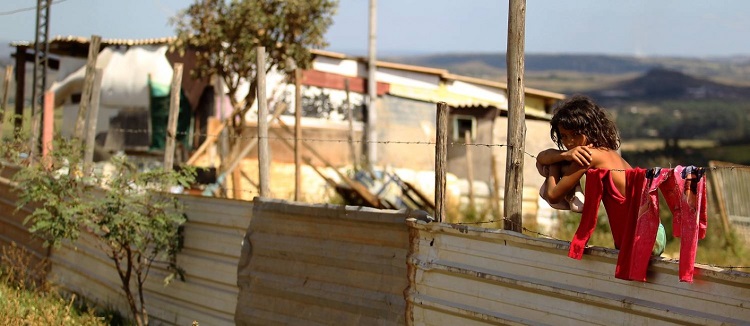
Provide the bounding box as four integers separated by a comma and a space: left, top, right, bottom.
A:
550, 95, 620, 150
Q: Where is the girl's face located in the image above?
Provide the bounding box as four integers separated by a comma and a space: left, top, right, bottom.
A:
559, 127, 588, 150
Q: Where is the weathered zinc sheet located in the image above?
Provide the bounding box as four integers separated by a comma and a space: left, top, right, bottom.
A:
49, 194, 253, 326
405, 219, 750, 325
235, 198, 413, 325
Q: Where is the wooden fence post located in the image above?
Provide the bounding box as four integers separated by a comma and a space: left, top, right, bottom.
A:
74, 35, 101, 141
465, 130, 475, 211
84, 68, 103, 170
345, 79, 358, 170
0, 65, 13, 141
164, 63, 183, 172
435, 102, 449, 222
13, 46, 26, 137
504, 0, 527, 232
257, 46, 270, 198
294, 68, 302, 201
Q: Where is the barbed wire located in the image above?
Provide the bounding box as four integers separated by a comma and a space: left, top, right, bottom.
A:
453, 217, 564, 241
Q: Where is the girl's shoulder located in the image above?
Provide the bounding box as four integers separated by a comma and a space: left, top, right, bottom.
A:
590, 148, 629, 169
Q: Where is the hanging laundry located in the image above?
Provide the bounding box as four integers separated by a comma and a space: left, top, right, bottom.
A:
568, 168, 646, 260
568, 166, 706, 283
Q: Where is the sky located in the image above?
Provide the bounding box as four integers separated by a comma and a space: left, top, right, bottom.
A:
2, 0, 750, 58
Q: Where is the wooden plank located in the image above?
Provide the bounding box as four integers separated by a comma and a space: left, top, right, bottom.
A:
257, 46, 270, 197
164, 63, 183, 171
504, 0, 526, 232
435, 102, 449, 222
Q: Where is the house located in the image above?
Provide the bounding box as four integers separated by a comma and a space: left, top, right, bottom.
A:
11, 36, 565, 220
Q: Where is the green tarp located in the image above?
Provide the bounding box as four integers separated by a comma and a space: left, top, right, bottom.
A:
148, 77, 192, 150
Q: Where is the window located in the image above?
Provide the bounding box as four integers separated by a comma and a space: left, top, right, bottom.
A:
452, 115, 476, 142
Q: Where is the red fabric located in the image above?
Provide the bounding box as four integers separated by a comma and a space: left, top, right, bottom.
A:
568, 168, 644, 260
570, 166, 707, 283
617, 168, 669, 281
659, 166, 707, 282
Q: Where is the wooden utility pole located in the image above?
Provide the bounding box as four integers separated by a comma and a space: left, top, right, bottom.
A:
84, 69, 104, 170
257, 47, 270, 198
164, 63, 183, 172
366, 0, 378, 168
294, 68, 302, 201
435, 102, 449, 223
504, 0, 527, 232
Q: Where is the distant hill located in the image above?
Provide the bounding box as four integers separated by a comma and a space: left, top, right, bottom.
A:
384, 53, 750, 93
388, 53, 657, 75
590, 68, 750, 101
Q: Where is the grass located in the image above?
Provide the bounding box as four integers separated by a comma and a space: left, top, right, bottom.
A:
0, 242, 112, 325
0, 283, 106, 325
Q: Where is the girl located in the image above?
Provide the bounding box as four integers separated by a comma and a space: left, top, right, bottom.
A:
536, 94, 665, 255
536, 95, 630, 203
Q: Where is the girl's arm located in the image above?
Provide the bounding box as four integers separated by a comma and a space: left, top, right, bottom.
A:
537, 146, 593, 166
543, 161, 587, 204
536, 148, 565, 166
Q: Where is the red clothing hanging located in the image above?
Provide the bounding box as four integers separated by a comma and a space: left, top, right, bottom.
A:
569, 167, 707, 283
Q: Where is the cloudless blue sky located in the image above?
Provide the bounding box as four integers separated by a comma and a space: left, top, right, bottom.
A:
2, 0, 750, 57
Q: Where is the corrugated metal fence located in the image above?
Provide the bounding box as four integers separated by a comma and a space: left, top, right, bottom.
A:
0, 173, 252, 325
235, 198, 413, 325
3, 180, 750, 325
405, 219, 750, 325
708, 160, 750, 240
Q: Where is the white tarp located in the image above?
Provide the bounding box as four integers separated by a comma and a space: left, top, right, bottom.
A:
50, 45, 174, 109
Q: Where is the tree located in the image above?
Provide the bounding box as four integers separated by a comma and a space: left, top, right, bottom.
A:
13, 138, 195, 326
171, 0, 338, 135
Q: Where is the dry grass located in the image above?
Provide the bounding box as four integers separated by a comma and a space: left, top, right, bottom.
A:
0, 242, 107, 325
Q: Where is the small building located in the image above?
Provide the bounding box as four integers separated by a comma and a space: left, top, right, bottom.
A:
10, 36, 565, 220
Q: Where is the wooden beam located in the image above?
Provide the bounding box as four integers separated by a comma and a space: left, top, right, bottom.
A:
185, 122, 224, 165
270, 122, 383, 209
504, 0, 526, 232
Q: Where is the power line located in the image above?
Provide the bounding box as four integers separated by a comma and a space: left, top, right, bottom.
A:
0, 0, 69, 16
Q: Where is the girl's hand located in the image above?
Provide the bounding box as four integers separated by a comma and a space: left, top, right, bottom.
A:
563, 145, 593, 167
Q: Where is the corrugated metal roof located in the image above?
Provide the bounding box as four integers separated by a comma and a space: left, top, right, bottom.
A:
310, 49, 567, 103
11, 35, 176, 47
